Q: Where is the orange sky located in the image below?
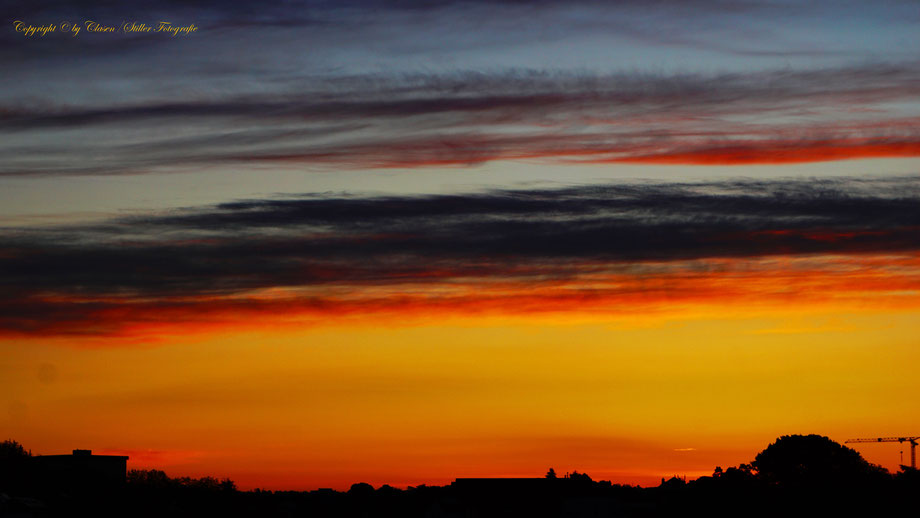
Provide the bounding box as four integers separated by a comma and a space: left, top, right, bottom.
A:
3, 189, 919, 489
3, 280, 919, 489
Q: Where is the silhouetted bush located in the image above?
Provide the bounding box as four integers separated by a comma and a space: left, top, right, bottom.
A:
752, 434, 888, 488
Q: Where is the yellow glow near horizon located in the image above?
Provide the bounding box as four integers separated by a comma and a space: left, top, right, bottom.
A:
3, 306, 919, 489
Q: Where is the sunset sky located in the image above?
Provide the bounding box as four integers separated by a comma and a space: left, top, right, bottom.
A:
2, 0, 920, 490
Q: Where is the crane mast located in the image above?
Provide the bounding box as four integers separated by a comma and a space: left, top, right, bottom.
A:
845, 436, 920, 469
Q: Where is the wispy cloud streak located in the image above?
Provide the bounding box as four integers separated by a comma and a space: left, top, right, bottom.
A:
2, 64, 920, 175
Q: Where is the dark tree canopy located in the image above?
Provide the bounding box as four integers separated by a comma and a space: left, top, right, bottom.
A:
0, 439, 31, 494
0, 439, 30, 460
752, 434, 887, 487
348, 482, 375, 498
567, 471, 592, 484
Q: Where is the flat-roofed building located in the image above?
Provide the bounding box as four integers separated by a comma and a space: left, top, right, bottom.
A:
32, 449, 128, 491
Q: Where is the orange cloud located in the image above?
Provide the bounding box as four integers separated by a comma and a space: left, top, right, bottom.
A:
604, 139, 920, 165
4, 253, 918, 342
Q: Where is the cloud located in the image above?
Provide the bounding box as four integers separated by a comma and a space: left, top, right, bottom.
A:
1, 64, 919, 175
1, 176, 919, 338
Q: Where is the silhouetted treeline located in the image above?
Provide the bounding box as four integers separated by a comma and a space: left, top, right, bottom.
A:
2, 435, 920, 517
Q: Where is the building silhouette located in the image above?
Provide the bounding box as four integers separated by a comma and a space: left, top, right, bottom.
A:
31, 449, 128, 491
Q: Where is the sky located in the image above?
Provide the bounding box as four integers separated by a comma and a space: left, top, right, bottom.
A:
2, 0, 920, 490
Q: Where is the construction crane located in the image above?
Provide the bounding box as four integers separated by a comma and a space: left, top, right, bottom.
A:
845, 437, 920, 469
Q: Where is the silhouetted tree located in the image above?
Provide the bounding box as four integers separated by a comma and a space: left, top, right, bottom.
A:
127, 468, 236, 494
348, 482, 375, 498
0, 439, 31, 493
0, 440, 29, 460
752, 434, 887, 488
219, 478, 236, 492
659, 476, 685, 488
567, 470, 593, 488
545, 467, 556, 479
127, 469, 173, 489
566, 470, 589, 481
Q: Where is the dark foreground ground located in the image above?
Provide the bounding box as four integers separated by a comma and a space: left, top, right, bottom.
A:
3, 435, 920, 517
4, 469, 920, 518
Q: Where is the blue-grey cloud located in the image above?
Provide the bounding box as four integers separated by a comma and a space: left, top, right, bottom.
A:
2, 64, 919, 176
2, 175, 918, 293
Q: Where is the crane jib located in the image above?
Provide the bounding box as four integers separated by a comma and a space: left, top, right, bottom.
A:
845, 436, 920, 469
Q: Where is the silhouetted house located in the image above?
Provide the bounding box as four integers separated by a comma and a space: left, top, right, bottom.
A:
31, 449, 128, 491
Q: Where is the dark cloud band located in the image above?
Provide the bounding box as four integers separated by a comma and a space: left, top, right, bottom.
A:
1, 176, 918, 336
